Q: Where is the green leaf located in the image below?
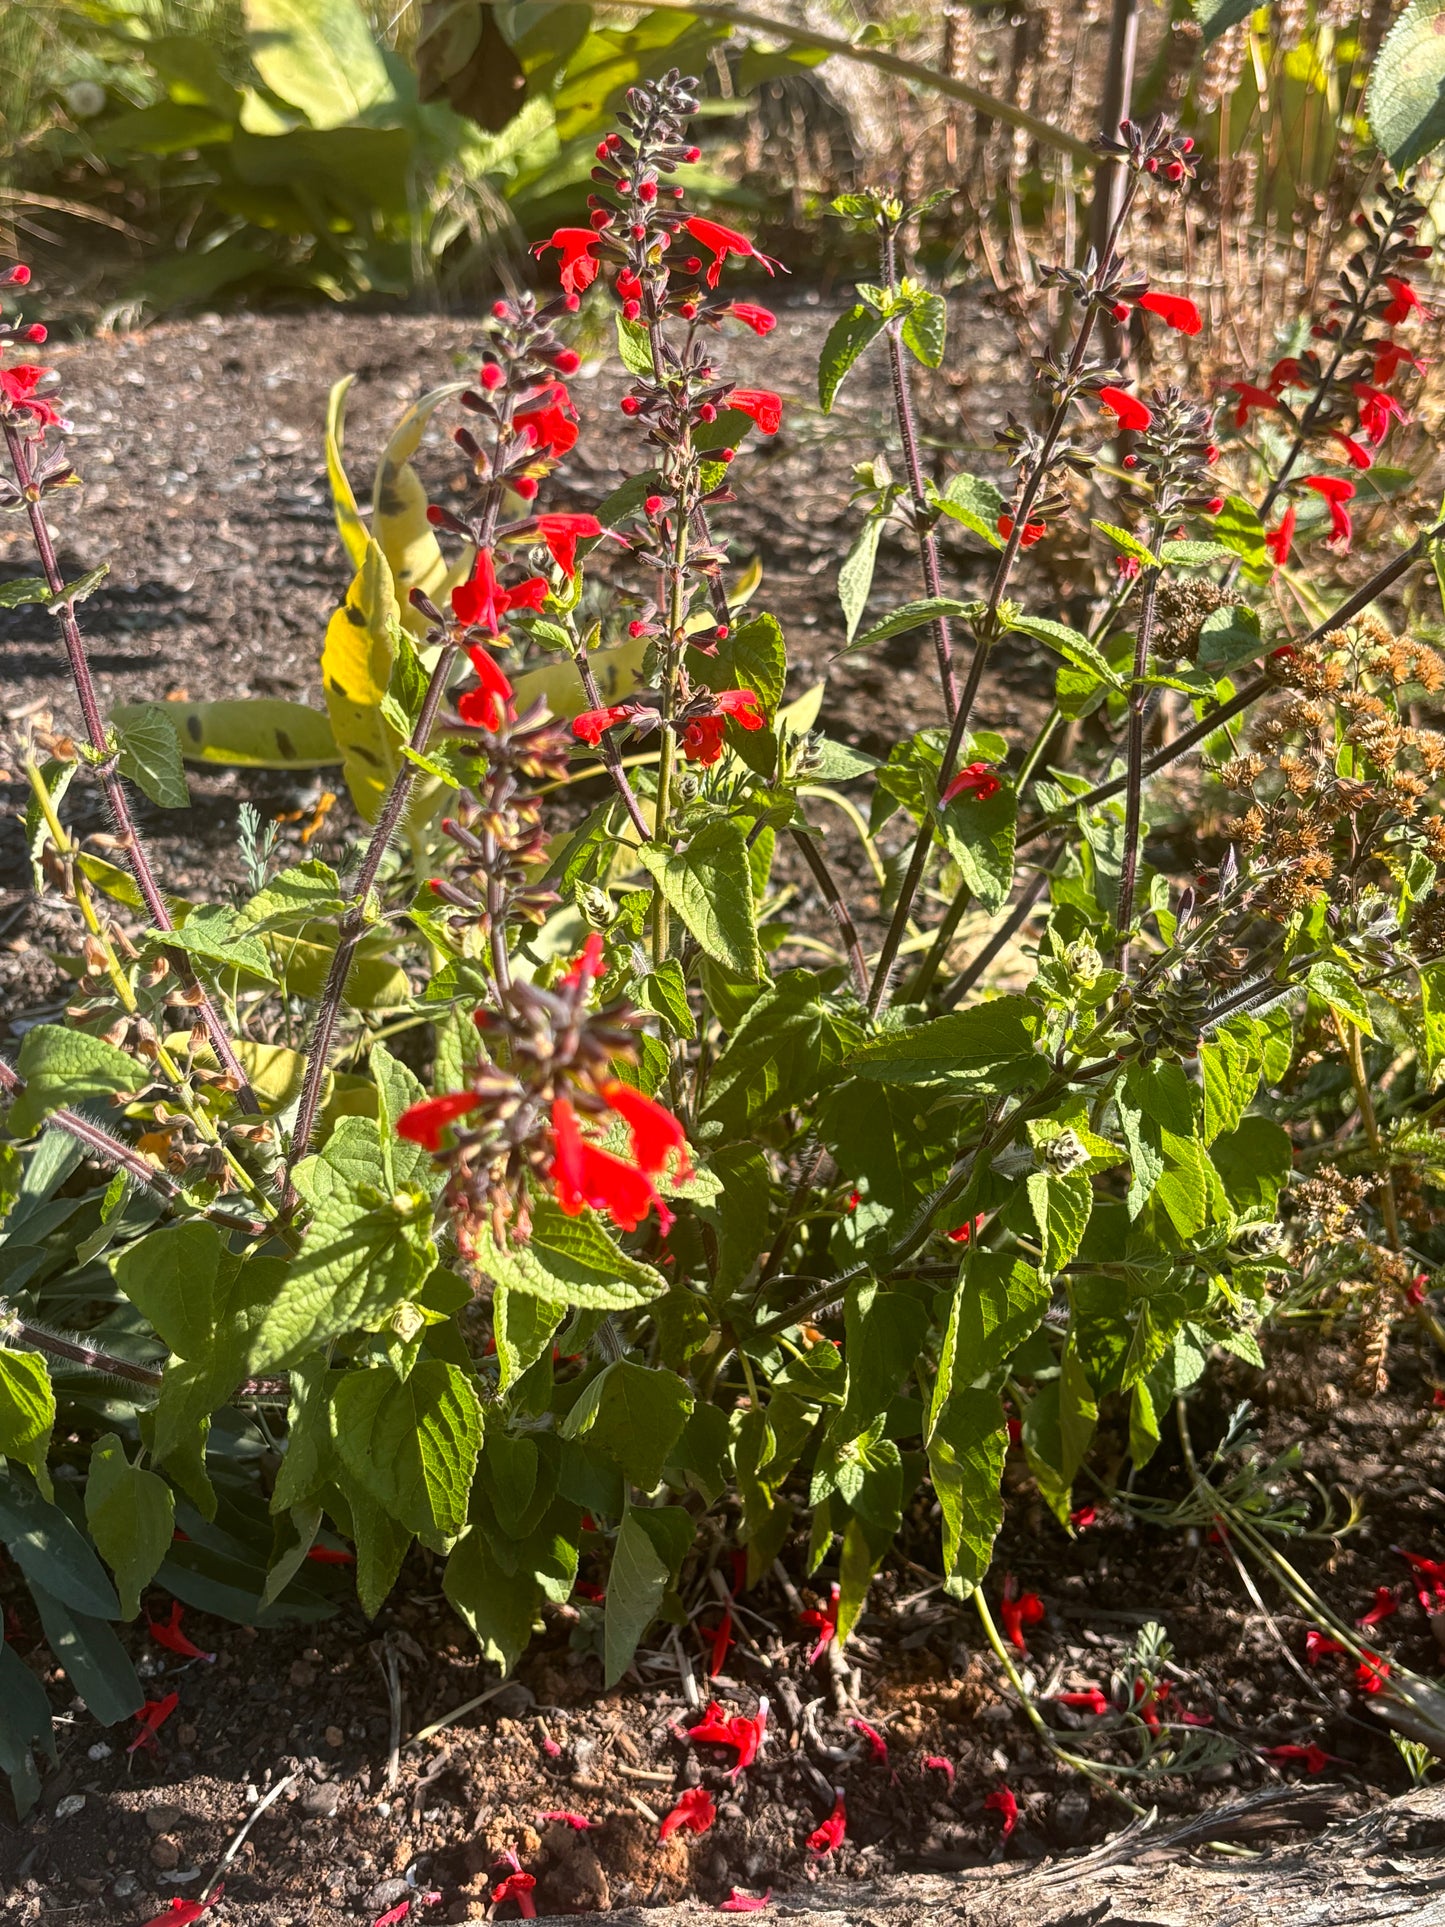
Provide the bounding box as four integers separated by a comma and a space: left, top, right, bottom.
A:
851, 997, 1045, 1091
1195, 604, 1263, 675
85, 1435, 174, 1621
0, 1350, 55, 1495
112, 704, 190, 809
847, 594, 980, 653
493, 1287, 566, 1394
1026, 1169, 1093, 1273
331, 1360, 482, 1537
1093, 520, 1160, 567
830, 1282, 932, 1439
615, 313, 655, 376
348, 1485, 412, 1618
474, 1197, 666, 1312
947, 1250, 1050, 1384
818, 303, 887, 411
1211, 1115, 1293, 1212
0, 1636, 58, 1818
1367, 0, 1445, 167
444, 1529, 539, 1675
636, 961, 695, 1040
692, 612, 787, 715
1192, 0, 1255, 41
839, 515, 885, 643
29, 1586, 144, 1725
1160, 540, 1237, 569
1009, 614, 1123, 687
640, 819, 762, 980
940, 779, 1016, 915
244, 0, 392, 129
0, 1476, 120, 1619
235, 860, 344, 934
934, 471, 1005, 548
603, 1508, 670, 1686
47, 564, 109, 611
929, 1387, 1007, 1593
902, 289, 946, 367
148, 905, 275, 983
0, 577, 50, 609
1308, 958, 1375, 1037
1210, 495, 1268, 572
6, 1024, 138, 1136
112, 697, 340, 771
561, 1362, 694, 1492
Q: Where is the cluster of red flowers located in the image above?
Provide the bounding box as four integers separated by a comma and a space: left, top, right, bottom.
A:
0, 264, 64, 432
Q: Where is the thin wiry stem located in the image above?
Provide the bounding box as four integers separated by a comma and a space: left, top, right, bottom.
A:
3, 420, 260, 1117
789, 828, 869, 999
1114, 518, 1167, 973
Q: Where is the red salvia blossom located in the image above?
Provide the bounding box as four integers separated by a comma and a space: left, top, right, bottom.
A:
726, 388, 783, 435
551, 1096, 674, 1235
1056, 1687, 1111, 1716
1407, 1273, 1429, 1306
306, 1543, 355, 1564
800, 1582, 839, 1663
1223, 382, 1280, 427
1069, 1504, 1097, 1531
534, 512, 604, 574
923, 1754, 955, 1788
1373, 340, 1424, 384
1352, 380, 1407, 445
493, 1850, 537, 1919
807, 1788, 847, 1855
659, 1785, 716, 1839
0, 362, 59, 424
849, 1717, 888, 1763
997, 513, 1046, 547
680, 689, 766, 765
706, 1607, 734, 1678
572, 703, 636, 746
941, 762, 1001, 805
1263, 1742, 1335, 1775
557, 930, 606, 987
726, 302, 777, 335
141, 1889, 222, 1927
513, 382, 579, 459
1357, 1586, 1399, 1628
451, 548, 546, 638
720, 1890, 773, 1912
146, 1600, 214, 1662
1117, 554, 1141, 581
1382, 275, 1428, 324
985, 1785, 1019, 1838
1136, 290, 1201, 335
540, 1810, 591, 1829
1006, 1415, 1022, 1446
1265, 505, 1296, 566
1302, 474, 1355, 547
397, 1088, 483, 1153
1097, 386, 1152, 431
1356, 1653, 1390, 1695
998, 1576, 1045, 1654
1268, 356, 1305, 392
457, 643, 517, 730
1305, 1629, 1346, 1665
373, 1898, 440, 1927
683, 217, 784, 288
689, 1696, 769, 1777
128, 1691, 180, 1754
533, 227, 602, 295
946, 1212, 987, 1244
1330, 431, 1373, 470
600, 1077, 692, 1179
1396, 1546, 1445, 1613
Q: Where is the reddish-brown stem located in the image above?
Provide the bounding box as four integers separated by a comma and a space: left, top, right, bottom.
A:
789, 828, 869, 1000
574, 649, 653, 843
3, 420, 260, 1116
880, 223, 959, 721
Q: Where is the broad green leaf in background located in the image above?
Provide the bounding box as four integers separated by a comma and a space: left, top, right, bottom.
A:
0, 1350, 55, 1495
444, 1528, 540, 1674
113, 704, 191, 809
331, 1360, 482, 1537
852, 997, 1045, 1091
640, 819, 763, 980
475, 1198, 667, 1311
603, 1508, 670, 1686
929, 1387, 1008, 1593
111, 698, 341, 770
85, 1435, 175, 1620
0, 1476, 120, 1619
372, 382, 472, 636
1367, 0, 1445, 168
324, 373, 369, 569
5, 1025, 138, 1136
1191, 0, 1257, 43
244, 0, 393, 129
29, 1587, 143, 1725
0, 1636, 57, 1818
321, 537, 406, 823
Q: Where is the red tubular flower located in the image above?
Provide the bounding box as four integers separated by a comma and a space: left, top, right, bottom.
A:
985, 1785, 1019, 1838
1267, 356, 1305, 393
1265, 505, 1296, 567
1098, 386, 1152, 431
800, 1582, 839, 1663
1383, 275, 1428, 324
807, 1788, 847, 1855
720, 1890, 773, 1912
533, 228, 602, 296
492, 1868, 537, 1918
1358, 1586, 1399, 1628
1056, 1687, 1111, 1716
659, 1785, 717, 1840
726, 388, 783, 435
941, 762, 1001, 805
682, 716, 727, 765
147, 1600, 214, 1662
127, 1691, 180, 1754
1117, 554, 1141, 581
946, 1212, 987, 1245
1263, 1742, 1334, 1774
715, 688, 766, 729
1136, 290, 1201, 335
397, 1089, 482, 1152
1396, 1546, 1445, 1613
689, 1696, 769, 1777
452, 549, 506, 634
726, 301, 777, 336
923, 1754, 955, 1788
849, 1717, 888, 1763
1373, 341, 1424, 385
707, 1608, 734, 1678
557, 931, 606, 988
997, 513, 1046, 547
141, 1892, 222, 1927
1069, 1504, 1097, 1531
550, 1097, 673, 1235
573, 703, 635, 747
306, 1542, 355, 1564
1224, 382, 1280, 427
541, 1810, 591, 1829
1304, 1629, 1346, 1665
1302, 474, 1355, 547
1331, 431, 1373, 471
535, 512, 603, 574
683, 216, 784, 288
1407, 1273, 1429, 1306
457, 646, 515, 731
998, 1576, 1045, 1654
0, 363, 51, 409
600, 1079, 692, 1178
513, 382, 579, 459
1352, 380, 1407, 445
1356, 1653, 1390, 1695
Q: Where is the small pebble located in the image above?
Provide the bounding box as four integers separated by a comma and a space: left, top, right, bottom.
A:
325, 1725, 345, 1748
150, 1836, 181, 1872
54, 1794, 86, 1820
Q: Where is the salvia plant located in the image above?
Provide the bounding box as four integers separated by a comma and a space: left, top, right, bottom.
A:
3, 77, 1445, 1812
